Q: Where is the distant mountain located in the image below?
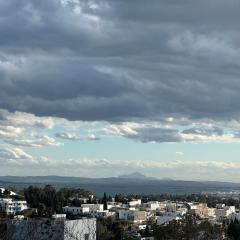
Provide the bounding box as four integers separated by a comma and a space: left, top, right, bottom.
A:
0, 175, 240, 196
118, 172, 158, 180
160, 177, 173, 181
118, 172, 148, 179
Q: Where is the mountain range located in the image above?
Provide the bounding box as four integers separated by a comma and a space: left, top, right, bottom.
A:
0, 173, 239, 196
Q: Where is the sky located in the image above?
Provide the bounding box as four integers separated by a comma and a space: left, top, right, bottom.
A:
1, 0, 240, 181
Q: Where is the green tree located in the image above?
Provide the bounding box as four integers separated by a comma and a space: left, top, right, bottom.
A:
103, 192, 108, 210
144, 225, 150, 237
228, 220, 240, 240
3, 189, 10, 197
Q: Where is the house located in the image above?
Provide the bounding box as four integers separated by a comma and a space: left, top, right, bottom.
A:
81, 204, 104, 213
142, 201, 160, 211
129, 199, 142, 207
119, 210, 147, 223
156, 212, 182, 225
215, 206, 235, 220
0, 198, 28, 215
63, 206, 83, 215
63, 204, 104, 216
107, 201, 123, 210
189, 203, 209, 218
91, 210, 116, 218
166, 202, 178, 212
206, 208, 216, 218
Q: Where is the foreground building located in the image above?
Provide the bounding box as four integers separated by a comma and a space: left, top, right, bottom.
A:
5, 218, 96, 240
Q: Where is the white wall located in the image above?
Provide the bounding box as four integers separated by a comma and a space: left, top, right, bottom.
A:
8, 218, 96, 240
64, 219, 96, 240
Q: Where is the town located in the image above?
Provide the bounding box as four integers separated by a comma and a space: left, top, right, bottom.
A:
1, 186, 240, 239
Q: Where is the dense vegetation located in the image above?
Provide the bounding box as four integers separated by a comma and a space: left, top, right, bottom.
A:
23, 185, 92, 216
228, 219, 240, 240
97, 218, 129, 240
153, 214, 225, 240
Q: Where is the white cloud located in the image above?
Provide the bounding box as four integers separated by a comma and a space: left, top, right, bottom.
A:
4, 154, 239, 173
0, 109, 55, 129
2, 108, 240, 147
5, 135, 63, 148
0, 126, 23, 139
103, 121, 240, 143
103, 122, 140, 136
0, 146, 36, 165
0, 109, 63, 148
56, 132, 81, 140
55, 131, 100, 141
85, 133, 100, 141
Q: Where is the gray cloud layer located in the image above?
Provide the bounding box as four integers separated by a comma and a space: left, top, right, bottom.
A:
1, 0, 240, 123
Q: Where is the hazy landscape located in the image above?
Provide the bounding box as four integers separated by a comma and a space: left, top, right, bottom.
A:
1, 173, 239, 196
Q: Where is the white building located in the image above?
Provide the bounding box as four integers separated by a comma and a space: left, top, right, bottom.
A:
216, 204, 226, 209
7, 218, 96, 240
156, 212, 182, 225
63, 204, 104, 216
107, 201, 123, 210
92, 210, 116, 218
158, 201, 168, 210
118, 209, 147, 223
156, 203, 187, 218
142, 201, 160, 211
81, 204, 104, 213
206, 208, 216, 218
0, 198, 28, 215
189, 203, 209, 218
129, 199, 142, 207
216, 206, 235, 220
63, 206, 83, 215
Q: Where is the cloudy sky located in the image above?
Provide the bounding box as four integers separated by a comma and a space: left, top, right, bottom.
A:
1, 0, 240, 181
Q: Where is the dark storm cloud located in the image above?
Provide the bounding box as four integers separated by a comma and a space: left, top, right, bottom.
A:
1, 0, 240, 122
1, 59, 132, 100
